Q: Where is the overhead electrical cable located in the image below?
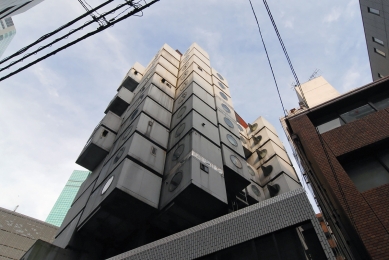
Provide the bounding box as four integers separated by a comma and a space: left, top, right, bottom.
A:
248, 0, 287, 116
262, 0, 308, 108
0, 0, 140, 73
0, 0, 115, 65
0, 0, 159, 82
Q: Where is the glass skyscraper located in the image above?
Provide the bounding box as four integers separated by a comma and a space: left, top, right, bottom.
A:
46, 170, 90, 227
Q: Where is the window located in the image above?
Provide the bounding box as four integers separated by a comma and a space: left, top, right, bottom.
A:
368, 7, 380, 15
371, 93, 389, 110
317, 118, 344, 134
339, 104, 375, 123
374, 48, 386, 57
378, 73, 384, 78
372, 37, 384, 46
342, 148, 389, 192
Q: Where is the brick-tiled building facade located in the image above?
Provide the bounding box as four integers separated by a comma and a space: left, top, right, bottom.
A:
283, 76, 389, 260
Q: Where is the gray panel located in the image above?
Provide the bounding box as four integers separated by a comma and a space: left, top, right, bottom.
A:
216, 108, 241, 138
159, 156, 227, 211
218, 124, 245, 158
220, 144, 251, 192
171, 94, 217, 129
175, 71, 214, 98
130, 83, 173, 112
73, 160, 103, 203
168, 110, 220, 151
108, 132, 166, 176
173, 82, 215, 113
53, 211, 83, 249
211, 67, 229, 87
164, 130, 223, 176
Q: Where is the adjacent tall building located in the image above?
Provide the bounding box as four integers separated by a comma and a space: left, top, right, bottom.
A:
22, 43, 335, 260
0, 17, 16, 58
283, 76, 389, 259
46, 170, 90, 227
0, 0, 45, 20
358, 0, 389, 80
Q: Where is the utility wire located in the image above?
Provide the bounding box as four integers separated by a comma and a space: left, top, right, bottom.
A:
0, 0, 136, 73
248, 0, 287, 117
262, 0, 308, 108
0, 0, 159, 82
0, 0, 114, 65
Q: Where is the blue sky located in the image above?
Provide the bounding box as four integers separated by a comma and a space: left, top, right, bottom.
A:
0, 0, 371, 220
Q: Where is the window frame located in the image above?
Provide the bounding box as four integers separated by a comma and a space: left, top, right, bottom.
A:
368, 7, 380, 15
374, 48, 386, 57
372, 37, 384, 46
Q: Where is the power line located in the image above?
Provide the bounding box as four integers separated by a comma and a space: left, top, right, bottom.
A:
261, 0, 308, 108
248, 0, 287, 117
0, 0, 159, 82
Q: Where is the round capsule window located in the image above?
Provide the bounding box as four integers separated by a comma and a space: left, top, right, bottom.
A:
219, 91, 228, 101
230, 155, 242, 169
175, 123, 186, 137
224, 117, 234, 129
172, 144, 185, 161
122, 126, 133, 140
114, 147, 125, 164
240, 136, 247, 144
247, 165, 256, 176
169, 171, 183, 192
177, 106, 186, 119
227, 134, 238, 147
216, 73, 224, 81
218, 81, 226, 90
221, 103, 231, 114
178, 92, 187, 104
251, 185, 260, 197
130, 109, 139, 121
237, 124, 243, 131
101, 176, 114, 195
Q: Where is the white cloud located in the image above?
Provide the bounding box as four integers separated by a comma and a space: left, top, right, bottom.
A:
323, 7, 341, 23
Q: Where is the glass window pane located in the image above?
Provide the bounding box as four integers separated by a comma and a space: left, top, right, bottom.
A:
340, 104, 375, 123
317, 118, 344, 134
368, 7, 380, 15
343, 156, 389, 192
373, 97, 389, 110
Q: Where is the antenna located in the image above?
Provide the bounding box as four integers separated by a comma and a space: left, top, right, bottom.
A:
13, 205, 19, 212
308, 69, 320, 81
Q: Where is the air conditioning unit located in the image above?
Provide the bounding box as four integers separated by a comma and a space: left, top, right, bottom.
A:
100, 111, 122, 133
122, 97, 172, 129
168, 110, 220, 151
76, 126, 116, 171
173, 81, 215, 113
219, 124, 245, 159
244, 180, 266, 205
164, 130, 223, 176
179, 54, 211, 77
240, 134, 252, 158
212, 80, 231, 98
104, 87, 135, 116
116, 112, 169, 151
249, 126, 285, 152
176, 71, 214, 97
246, 116, 278, 138
237, 122, 249, 139
118, 62, 145, 92
157, 156, 227, 232
264, 173, 301, 199
247, 140, 291, 169
214, 89, 234, 108
216, 108, 241, 138
257, 155, 299, 186
211, 68, 229, 87
77, 158, 161, 241
220, 144, 251, 193
177, 62, 212, 87
107, 132, 166, 176
170, 94, 217, 130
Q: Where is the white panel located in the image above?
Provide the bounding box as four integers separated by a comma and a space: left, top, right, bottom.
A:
179, 55, 211, 77
141, 64, 177, 89
215, 108, 241, 139
211, 68, 229, 87
247, 140, 291, 169
214, 88, 233, 108
247, 116, 278, 138
117, 87, 135, 103
257, 155, 299, 186
171, 95, 217, 129
245, 180, 266, 202
177, 62, 212, 87
89, 126, 116, 151
219, 125, 245, 159
220, 144, 250, 184
134, 83, 173, 112
101, 111, 122, 133
162, 43, 181, 61
212, 79, 231, 97
173, 82, 215, 113
248, 127, 285, 152
264, 173, 301, 199
240, 134, 251, 154
237, 123, 248, 139
176, 71, 214, 98
182, 44, 210, 62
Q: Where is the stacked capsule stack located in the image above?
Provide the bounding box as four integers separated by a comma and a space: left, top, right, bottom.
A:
240, 117, 301, 204
52, 43, 302, 259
